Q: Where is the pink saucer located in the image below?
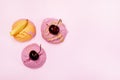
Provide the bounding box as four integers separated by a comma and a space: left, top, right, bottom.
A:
21, 43, 46, 69
41, 18, 68, 44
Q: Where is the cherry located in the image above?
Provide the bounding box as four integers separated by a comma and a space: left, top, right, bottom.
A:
49, 25, 59, 35
29, 50, 39, 61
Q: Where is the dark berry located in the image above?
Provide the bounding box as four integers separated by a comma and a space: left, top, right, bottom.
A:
29, 50, 39, 61
49, 25, 59, 35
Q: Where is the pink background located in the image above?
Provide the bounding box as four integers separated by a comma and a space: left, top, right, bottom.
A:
0, 0, 120, 80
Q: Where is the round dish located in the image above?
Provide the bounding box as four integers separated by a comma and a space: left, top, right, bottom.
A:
41, 18, 67, 44
21, 43, 46, 69
10, 19, 36, 42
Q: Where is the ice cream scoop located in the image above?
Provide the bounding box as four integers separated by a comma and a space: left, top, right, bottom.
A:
21, 43, 46, 69
10, 19, 36, 42
41, 18, 67, 44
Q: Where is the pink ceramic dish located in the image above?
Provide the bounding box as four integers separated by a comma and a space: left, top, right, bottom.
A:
41, 18, 68, 44
21, 43, 46, 69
